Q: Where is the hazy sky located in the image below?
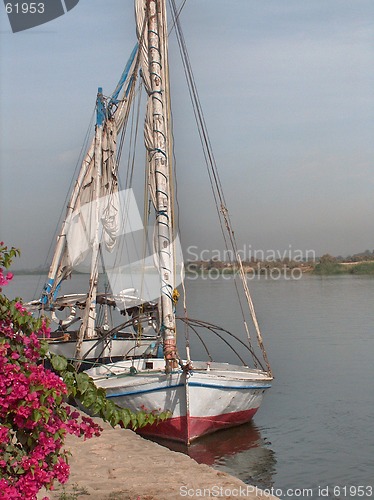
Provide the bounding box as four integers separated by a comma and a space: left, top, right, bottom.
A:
1, 0, 373, 270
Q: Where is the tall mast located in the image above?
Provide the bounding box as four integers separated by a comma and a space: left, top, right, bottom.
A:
146, 0, 178, 370
74, 89, 105, 363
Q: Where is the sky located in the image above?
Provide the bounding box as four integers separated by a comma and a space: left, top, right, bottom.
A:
0, 0, 373, 270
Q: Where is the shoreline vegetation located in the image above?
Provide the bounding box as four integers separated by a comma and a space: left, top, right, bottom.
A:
186, 254, 374, 277
14, 251, 374, 277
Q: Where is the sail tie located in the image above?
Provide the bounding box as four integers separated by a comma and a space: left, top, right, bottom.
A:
148, 89, 162, 96
156, 210, 169, 219
149, 147, 167, 157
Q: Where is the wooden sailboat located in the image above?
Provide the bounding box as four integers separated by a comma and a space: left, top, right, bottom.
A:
82, 0, 273, 444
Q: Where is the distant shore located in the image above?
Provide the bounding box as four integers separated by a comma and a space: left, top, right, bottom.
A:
185, 259, 374, 277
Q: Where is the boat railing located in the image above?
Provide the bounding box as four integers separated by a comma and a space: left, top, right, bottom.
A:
176, 317, 266, 372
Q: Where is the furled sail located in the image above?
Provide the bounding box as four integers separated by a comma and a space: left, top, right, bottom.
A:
41, 47, 139, 306
135, 0, 179, 368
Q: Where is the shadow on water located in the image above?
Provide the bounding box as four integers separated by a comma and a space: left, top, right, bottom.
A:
145, 421, 277, 490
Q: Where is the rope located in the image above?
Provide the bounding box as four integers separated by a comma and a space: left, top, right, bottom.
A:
169, 0, 272, 375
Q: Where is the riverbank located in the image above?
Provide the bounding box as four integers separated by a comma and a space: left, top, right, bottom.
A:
313, 260, 374, 275
186, 259, 374, 277
37, 417, 279, 500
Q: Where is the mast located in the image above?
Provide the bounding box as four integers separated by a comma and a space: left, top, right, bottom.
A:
146, 0, 178, 371
74, 89, 105, 363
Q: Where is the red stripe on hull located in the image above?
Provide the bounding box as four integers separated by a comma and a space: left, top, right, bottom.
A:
137, 407, 259, 444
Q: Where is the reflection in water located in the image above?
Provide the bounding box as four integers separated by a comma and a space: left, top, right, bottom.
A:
146, 422, 276, 490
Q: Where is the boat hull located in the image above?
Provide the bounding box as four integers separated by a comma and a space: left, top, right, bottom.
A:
137, 407, 259, 443
85, 359, 272, 443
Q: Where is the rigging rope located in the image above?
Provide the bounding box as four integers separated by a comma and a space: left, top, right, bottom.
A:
169, 0, 272, 375
168, 0, 188, 34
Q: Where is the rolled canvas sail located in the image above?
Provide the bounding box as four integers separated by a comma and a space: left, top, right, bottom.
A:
43, 47, 140, 303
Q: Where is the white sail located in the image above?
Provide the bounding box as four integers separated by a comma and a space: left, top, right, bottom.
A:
42, 48, 140, 305
135, 0, 178, 369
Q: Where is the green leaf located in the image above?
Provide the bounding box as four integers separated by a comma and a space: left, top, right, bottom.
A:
51, 354, 68, 372
39, 340, 50, 357
136, 411, 146, 428
159, 410, 172, 421
110, 409, 121, 427
81, 389, 97, 408
146, 413, 156, 426
101, 401, 113, 421
119, 411, 131, 428
75, 372, 90, 394
89, 402, 102, 415
31, 409, 42, 423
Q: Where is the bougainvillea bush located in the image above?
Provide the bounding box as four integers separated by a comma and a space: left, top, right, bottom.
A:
0, 243, 171, 499
0, 243, 102, 500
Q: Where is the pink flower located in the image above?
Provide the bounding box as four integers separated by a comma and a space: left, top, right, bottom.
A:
14, 302, 26, 314
0, 426, 9, 444
53, 457, 70, 484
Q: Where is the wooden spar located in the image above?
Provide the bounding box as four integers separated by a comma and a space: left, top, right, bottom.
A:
41, 141, 95, 303
147, 0, 178, 370
74, 89, 105, 364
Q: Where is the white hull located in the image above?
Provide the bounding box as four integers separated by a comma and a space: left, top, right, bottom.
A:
85, 358, 272, 443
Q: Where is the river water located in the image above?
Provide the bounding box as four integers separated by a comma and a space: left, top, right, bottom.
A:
5, 273, 374, 499
177, 274, 374, 500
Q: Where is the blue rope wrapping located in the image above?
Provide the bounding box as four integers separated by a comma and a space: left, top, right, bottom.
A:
150, 96, 163, 108
155, 170, 168, 181
151, 148, 167, 157
148, 29, 160, 38
150, 70, 163, 79
149, 57, 161, 69
156, 210, 169, 220
161, 280, 173, 300
148, 148, 167, 161
153, 129, 166, 142
149, 44, 161, 53
155, 189, 169, 198
149, 90, 162, 98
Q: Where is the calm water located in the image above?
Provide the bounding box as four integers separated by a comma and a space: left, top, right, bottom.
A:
5, 273, 374, 499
